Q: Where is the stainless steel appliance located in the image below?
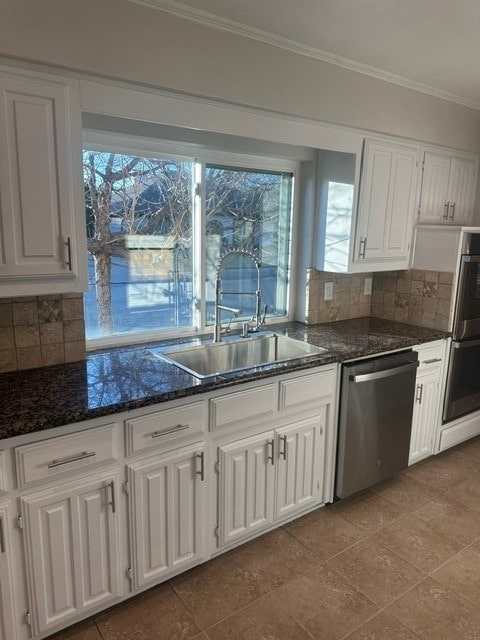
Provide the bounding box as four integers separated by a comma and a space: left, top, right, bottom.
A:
336, 350, 419, 499
444, 232, 480, 422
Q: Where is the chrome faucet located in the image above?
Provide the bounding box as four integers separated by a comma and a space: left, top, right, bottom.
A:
213, 248, 266, 343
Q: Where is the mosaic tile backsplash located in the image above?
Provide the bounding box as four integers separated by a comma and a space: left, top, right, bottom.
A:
0, 293, 86, 373
306, 268, 455, 331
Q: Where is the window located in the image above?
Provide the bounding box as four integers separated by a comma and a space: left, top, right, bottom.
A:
83, 141, 295, 345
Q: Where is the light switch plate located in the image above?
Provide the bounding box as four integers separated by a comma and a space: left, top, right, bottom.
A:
364, 277, 373, 295
324, 282, 334, 301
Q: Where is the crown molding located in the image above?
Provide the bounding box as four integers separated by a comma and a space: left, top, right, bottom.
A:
128, 0, 480, 112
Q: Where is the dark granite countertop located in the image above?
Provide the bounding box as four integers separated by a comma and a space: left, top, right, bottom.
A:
0, 318, 448, 441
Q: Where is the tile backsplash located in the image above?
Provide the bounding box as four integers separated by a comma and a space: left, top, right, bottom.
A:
306, 269, 373, 323
0, 293, 86, 373
370, 270, 454, 331
306, 268, 455, 331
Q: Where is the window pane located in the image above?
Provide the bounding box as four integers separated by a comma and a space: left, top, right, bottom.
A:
83, 150, 194, 339
205, 165, 293, 323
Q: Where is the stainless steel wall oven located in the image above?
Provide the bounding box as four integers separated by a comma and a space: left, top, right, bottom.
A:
444, 232, 480, 422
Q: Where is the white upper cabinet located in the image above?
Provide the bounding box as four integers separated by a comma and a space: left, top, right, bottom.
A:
418, 150, 478, 225
354, 139, 418, 271
0, 66, 87, 296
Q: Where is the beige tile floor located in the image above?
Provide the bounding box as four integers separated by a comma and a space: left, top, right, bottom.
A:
50, 436, 480, 640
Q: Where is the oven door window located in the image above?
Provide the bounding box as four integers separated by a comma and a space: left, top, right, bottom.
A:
444, 339, 480, 421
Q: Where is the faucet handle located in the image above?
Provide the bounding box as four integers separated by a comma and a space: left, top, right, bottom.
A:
261, 304, 268, 325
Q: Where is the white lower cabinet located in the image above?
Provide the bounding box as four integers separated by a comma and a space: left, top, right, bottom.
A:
276, 414, 325, 520
0, 502, 18, 640
217, 413, 327, 548
127, 442, 206, 590
409, 342, 444, 465
20, 470, 122, 636
409, 371, 440, 465
218, 431, 276, 547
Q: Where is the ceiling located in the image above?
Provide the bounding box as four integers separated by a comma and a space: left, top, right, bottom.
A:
131, 0, 480, 110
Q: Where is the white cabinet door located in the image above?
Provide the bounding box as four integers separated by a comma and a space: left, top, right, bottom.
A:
355, 140, 417, 268
419, 152, 451, 223
128, 443, 206, 589
448, 157, 476, 224
0, 67, 86, 294
0, 502, 18, 640
275, 413, 325, 520
218, 431, 275, 547
419, 151, 478, 225
20, 470, 121, 635
409, 370, 440, 465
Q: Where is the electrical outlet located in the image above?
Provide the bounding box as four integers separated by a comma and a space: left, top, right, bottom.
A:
324, 281, 334, 301
364, 277, 373, 295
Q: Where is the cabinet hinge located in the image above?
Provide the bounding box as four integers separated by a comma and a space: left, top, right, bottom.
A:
24, 610, 31, 626
214, 525, 220, 538
16, 515, 24, 531
126, 567, 133, 581
214, 461, 220, 474
123, 479, 130, 495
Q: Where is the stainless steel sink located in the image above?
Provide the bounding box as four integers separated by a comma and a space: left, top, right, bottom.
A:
153, 333, 327, 379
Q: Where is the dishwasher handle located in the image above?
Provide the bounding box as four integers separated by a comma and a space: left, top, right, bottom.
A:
349, 360, 418, 383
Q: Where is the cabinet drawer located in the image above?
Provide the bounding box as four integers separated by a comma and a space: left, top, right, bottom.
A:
210, 383, 277, 431
279, 369, 336, 410
417, 341, 444, 369
15, 423, 117, 487
126, 401, 206, 455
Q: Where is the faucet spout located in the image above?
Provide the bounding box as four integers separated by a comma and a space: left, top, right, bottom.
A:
213, 248, 264, 343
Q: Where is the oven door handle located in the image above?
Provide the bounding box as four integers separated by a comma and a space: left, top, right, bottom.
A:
452, 338, 480, 349
463, 255, 480, 263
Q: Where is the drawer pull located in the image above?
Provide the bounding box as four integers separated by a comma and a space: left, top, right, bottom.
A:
0, 517, 5, 554
151, 424, 190, 439
423, 358, 442, 364
47, 450, 96, 468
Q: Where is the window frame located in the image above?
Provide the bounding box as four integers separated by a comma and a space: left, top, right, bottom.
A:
83, 130, 300, 349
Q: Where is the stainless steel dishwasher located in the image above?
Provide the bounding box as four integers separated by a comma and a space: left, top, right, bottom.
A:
335, 350, 419, 499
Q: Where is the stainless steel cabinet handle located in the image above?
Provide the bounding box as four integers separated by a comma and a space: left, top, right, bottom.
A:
359, 237, 367, 259
416, 383, 424, 404
0, 517, 5, 554
280, 435, 288, 461
423, 358, 442, 364
450, 202, 456, 221
65, 237, 73, 271
267, 439, 275, 465
48, 450, 96, 468
444, 202, 450, 219
350, 361, 419, 383
196, 452, 205, 481
151, 424, 189, 438
108, 481, 116, 514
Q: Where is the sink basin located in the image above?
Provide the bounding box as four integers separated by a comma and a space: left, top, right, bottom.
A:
153, 333, 327, 379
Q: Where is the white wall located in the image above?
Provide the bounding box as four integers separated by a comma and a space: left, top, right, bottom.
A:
1, 0, 480, 152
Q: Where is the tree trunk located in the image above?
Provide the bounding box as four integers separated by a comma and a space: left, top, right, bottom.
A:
94, 251, 113, 334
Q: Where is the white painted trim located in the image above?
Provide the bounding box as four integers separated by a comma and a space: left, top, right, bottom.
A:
128, 0, 480, 112
83, 130, 299, 173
